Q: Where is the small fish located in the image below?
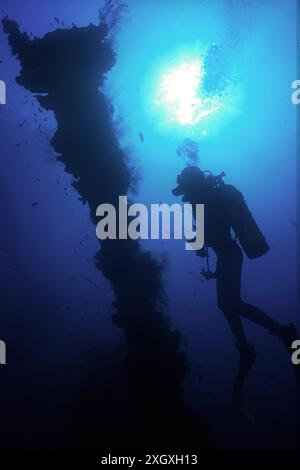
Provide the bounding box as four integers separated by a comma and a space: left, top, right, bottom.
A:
32, 202, 38, 207
138, 131, 144, 143
54, 17, 60, 25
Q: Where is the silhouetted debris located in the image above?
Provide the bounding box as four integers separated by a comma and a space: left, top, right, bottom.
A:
138, 131, 144, 142
32, 202, 38, 207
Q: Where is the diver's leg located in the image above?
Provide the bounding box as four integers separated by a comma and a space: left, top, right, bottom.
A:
219, 305, 248, 349
216, 242, 248, 350
239, 302, 281, 333
216, 243, 256, 420
218, 241, 286, 337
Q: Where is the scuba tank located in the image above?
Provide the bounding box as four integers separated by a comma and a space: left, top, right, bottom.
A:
204, 171, 270, 259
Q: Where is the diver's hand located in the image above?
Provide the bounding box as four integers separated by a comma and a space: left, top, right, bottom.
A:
201, 269, 217, 280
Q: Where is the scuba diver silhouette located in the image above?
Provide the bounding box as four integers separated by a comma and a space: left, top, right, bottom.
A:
172, 166, 299, 421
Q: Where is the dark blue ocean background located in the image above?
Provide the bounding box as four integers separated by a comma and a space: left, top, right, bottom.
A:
0, 0, 298, 449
